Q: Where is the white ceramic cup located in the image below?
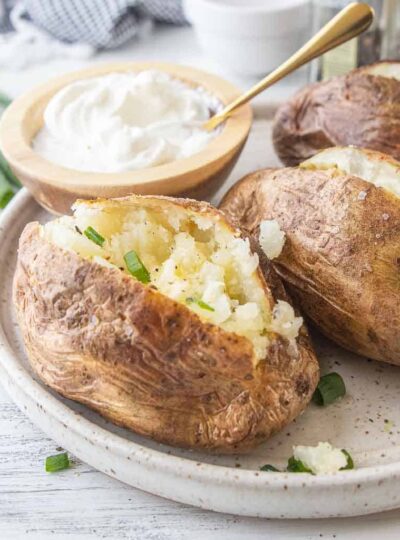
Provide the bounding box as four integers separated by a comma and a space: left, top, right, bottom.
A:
183, 0, 311, 77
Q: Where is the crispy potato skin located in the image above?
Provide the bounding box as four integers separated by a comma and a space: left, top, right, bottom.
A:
273, 67, 400, 166
220, 168, 400, 365
13, 201, 318, 453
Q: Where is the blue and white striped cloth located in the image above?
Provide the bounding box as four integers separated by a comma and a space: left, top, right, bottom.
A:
0, 0, 186, 49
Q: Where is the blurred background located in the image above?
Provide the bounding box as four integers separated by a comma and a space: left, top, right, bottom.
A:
0, 0, 399, 99
0, 0, 399, 209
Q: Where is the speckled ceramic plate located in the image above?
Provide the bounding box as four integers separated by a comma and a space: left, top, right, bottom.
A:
1, 189, 400, 519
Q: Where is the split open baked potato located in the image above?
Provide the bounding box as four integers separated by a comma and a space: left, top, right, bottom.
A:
13, 194, 318, 452
273, 61, 400, 166
220, 146, 400, 366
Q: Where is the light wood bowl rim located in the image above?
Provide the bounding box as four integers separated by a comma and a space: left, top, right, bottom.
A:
0, 61, 252, 193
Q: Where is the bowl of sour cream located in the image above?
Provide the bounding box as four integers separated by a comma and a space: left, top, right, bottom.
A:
0, 62, 251, 214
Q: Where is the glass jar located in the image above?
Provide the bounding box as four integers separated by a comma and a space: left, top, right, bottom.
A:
310, 0, 397, 81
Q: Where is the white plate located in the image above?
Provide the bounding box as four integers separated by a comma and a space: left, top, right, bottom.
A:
1, 189, 400, 519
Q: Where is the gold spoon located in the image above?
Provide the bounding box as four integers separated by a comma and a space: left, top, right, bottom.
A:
204, 2, 374, 132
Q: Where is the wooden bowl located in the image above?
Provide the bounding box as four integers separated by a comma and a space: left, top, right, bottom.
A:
0, 62, 252, 215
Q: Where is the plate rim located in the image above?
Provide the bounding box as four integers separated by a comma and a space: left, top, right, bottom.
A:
1, 189, 400, 517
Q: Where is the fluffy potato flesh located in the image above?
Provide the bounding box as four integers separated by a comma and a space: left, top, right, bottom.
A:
44, 197, 302, 362
363, 61, 400, 80
302, 146, 400, 198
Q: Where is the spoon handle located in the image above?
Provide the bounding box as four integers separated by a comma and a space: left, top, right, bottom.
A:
204, 2, 374, 131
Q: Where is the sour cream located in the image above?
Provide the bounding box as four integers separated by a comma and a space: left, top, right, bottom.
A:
33, 70, 221, 173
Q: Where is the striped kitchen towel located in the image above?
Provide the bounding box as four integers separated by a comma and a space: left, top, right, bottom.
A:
0, 0, 187, 48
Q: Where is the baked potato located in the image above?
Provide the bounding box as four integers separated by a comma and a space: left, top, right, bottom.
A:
220, 146, 400, 365
272, 61, 400, 166
13, 194, 318, 452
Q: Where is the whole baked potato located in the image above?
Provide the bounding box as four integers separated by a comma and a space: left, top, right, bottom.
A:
13, 194, 318, 452
220, 146, 400, 366
273, 61, 400, 166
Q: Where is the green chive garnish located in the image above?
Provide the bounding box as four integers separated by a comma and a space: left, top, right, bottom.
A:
0, 187, 14, 208
45, 452, 70, 473
341, 449, 354, 470
84, 226, 105, 247
0, 169, 14, 208
285, 449, 354, 475
312, 372, 346, 406
0, 151, 21, 188
186, 297, 215, 312
287, 457, 312, 473
0, 92, 21, 193
124, 250, 150, 284
0, 91, 12, 109
260, 464, 280, 472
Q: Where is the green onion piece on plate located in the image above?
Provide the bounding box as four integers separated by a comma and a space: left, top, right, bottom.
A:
312, 372, 346, 406
260, 464, 280, 472
287, 456, 312, 473
124, 250, 150, 284
45, 452, 70, 473
340, 449, 354, 470
0, 168, 14, 208
186, 297, 215, 312
84, 226, 105, 247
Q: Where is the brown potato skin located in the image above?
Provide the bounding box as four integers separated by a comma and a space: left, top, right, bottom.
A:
273, 64, 400, 166
13, 204, 318, 453
220, 168, 400, 365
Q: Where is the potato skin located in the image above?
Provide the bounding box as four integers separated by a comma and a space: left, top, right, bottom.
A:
13, 205, 318, 453
220, 168, 400, 365
273, 65, 400, 166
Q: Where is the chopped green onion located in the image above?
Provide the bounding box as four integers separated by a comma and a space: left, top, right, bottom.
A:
186, 297, 215, 312
287, 457, 312, 473
341, 449, 354, 470
312, 372, 346, 406
84, 226, 105, 247
0, 91, 11, 109
0, 92, 21, 193
0, 150, 21, 188
0, 91, 20, 202
45, 452, 70, 473
260, 464, 280, 472
0, 168, 14, 208
124, 250, 150, 284
0, 189, 14, 208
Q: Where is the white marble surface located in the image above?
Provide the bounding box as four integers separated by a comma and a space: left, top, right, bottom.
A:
1, 23, 400, 540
